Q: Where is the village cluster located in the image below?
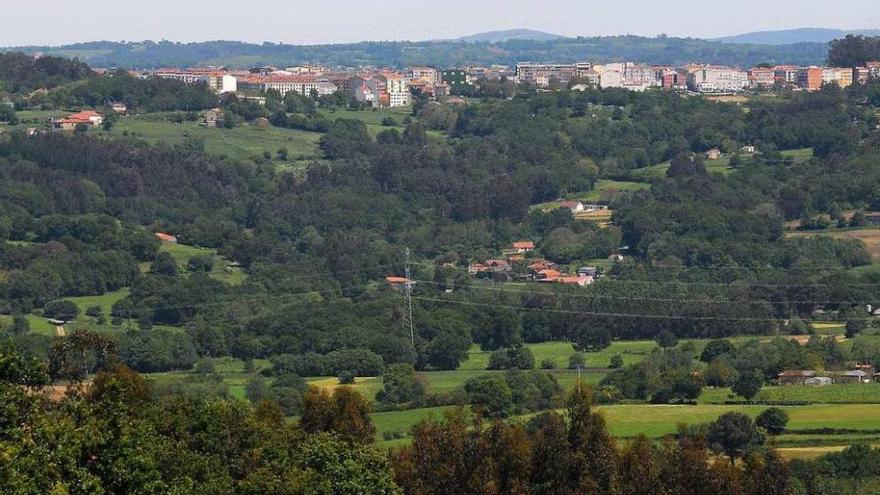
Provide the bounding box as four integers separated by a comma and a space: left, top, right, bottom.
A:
467, 240, 606, 287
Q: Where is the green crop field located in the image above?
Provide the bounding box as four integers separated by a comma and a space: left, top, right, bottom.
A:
106, 116, 323, 165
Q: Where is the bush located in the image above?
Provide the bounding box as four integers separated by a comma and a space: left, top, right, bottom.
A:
43, 300, 79, 322
85, 305, 103, 318
540, 359, 556, 370
609, 355, 624, 369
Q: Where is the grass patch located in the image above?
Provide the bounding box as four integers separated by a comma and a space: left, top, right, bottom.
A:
786, 227, 880, 260
107, 116, 322, 165
157, 242, 247, 285
701, 384, 880, 404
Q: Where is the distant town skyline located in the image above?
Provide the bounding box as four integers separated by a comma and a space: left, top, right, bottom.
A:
3, 0, 880, 46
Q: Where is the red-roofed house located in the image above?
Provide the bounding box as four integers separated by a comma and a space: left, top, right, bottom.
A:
53, 110, 103, 131
536, 269, 561, 282
155, 232, 178, 243
559, 200, 585, 213
385, 276, 414, 290
513, 241, 535, 253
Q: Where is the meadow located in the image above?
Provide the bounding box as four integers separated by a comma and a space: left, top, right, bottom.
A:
107, 115, 323, 166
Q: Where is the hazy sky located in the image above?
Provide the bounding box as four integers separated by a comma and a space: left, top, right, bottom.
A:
4, 0, 880, 46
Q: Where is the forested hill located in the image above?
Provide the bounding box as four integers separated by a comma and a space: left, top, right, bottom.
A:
2, 36, 829, 68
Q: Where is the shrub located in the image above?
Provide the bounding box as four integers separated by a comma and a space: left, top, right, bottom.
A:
609, 355, 624, 369
540, 359, 556, 370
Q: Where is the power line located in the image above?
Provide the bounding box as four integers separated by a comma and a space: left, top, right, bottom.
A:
413, 295, 877, 322
410, 279, 880, 305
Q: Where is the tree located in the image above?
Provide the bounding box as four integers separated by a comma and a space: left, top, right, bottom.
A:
473, 307, 522, 351
707, 412, 765, 463
655, 330, 678, 349
464, 374, 513, 417
732, 370, 764, 400
569, 352, 587, 369
299, 386, 375, 444
149, 252, 178, 276
755, 407, 789, 435
10, 314, 30, 335
609, 355, 624, 369
573, 327, 611, 352
701, 339, 736, 363
842, 305, 869, 338
376, 363, 424, 404
43, 300, 79, 322
245, 374, 269, 403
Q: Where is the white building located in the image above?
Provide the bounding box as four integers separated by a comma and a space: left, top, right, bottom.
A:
260, 76, 338, 98
686, 66, 749, 93
409, 66, 441, 84
377, 72, 410, 107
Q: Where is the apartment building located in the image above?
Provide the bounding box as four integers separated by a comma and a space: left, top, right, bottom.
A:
260, 75, 337, 97
687, 66, 749, 93
409, 66, 441, 84
748, 67, 776, 88
797, 67, 824, 91
515, 62, 579, 86
823, 67, 853, 88
154, 69, 237, 94
377, 72, 410, 107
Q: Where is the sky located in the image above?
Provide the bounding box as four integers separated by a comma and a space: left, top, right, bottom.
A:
3, 0, 880, 46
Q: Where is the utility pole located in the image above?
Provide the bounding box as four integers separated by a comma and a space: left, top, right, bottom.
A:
403, 247, 415, 347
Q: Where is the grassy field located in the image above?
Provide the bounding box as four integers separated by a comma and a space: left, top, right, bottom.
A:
781, 147, 815, 164
630, 156, 734, 180
787, 227, 880, 260
157, 242, 247, 285
701, 384, 880, 404
107, 116, 322, 165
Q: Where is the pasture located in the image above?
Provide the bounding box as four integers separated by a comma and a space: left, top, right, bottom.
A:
107, 115, 323, 165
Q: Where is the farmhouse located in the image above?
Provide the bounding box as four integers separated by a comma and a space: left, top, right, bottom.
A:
53, 110, 103, 131
513, 241, 535, 253
705, 149, 722, 160
777, 370, 815, 385
559, 200, 585, 213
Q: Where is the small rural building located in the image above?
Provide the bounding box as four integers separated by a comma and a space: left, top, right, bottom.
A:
705, 149, 722, 160
155, 232, 178, 243
558, 275, 594, 287
804, 376, 832, 386
608, 254, 624, 263
512, 241, 535, 253
110, 102, 128, 114
484, 259, 512, 272
559, 200, 585, 213
836, 370, 870, 384
741, 145, 756, 154
536, 269, 561, 282
385, 276, 414, 291
202, 109, 221, 128
578, 267, 598, 277
254, 117, 270, 129
777, 370, 815, 385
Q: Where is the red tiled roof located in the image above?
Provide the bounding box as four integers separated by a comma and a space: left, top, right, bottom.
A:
513, 241, 535, 249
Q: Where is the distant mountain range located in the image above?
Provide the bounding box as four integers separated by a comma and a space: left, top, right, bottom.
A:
715, 27, 880, 45
1, 36, 829, 70
453, 29, 566, 43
